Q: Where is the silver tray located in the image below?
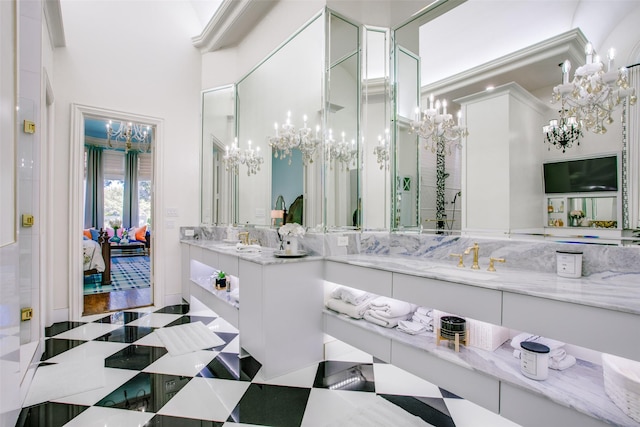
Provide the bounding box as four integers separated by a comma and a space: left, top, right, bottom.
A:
273, 250, 308, 258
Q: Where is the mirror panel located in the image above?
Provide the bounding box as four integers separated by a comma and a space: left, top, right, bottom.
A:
392, 0, 635, 243
361, 26, 391, 230
237, 14, 324, 226
325, 13, 360, 230
201, 85, 235, 225
393, 47, 420, 229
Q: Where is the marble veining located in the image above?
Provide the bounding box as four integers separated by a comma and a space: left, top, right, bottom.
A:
326, 253, 640, 315
324, 309, 640, 427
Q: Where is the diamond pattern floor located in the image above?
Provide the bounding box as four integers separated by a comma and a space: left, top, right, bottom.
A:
18, 303, 521, 427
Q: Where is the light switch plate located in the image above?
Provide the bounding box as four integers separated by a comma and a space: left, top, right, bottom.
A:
184, 229, 195, 237
337, 235, 349, 246
166, 208, 179, 217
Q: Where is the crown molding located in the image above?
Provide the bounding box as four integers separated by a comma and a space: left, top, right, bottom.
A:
43, 0, 66, 47
423, 28, 588, 98
192, 0, 278, 53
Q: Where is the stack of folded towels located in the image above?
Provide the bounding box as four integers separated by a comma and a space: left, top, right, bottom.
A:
325, 286, 375, 319
363, 296, 417, 329
510, 332, 576, 370
396, 307, 434, 335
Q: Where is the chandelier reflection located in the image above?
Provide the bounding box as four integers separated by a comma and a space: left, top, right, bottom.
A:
223, 139, 264, 176
409, 95, 468, 154
105, 120, 152, 153
543, 109, 583, 153
551, 43, 637, 135
327, 130, 357, 171
268, 111, 321, 166
373, 128, 390, 170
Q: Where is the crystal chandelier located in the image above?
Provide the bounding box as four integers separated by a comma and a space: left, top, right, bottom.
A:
409, 95, 468, 154
268, 111, 321, 166
543, 108, 583, 153
551, 43, 637, 135
373, 129, 390, 170
327, 130, 357, 171
105, 120, 151, 153
223, 139, 264, 176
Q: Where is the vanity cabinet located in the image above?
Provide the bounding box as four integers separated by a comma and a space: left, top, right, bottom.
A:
240, 258, 324, 379
392, 272, 502, 325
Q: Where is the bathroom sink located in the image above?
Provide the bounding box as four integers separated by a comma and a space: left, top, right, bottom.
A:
428, 266, 498, 281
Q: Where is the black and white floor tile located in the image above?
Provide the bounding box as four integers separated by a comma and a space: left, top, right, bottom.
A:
19, 302, 521, 427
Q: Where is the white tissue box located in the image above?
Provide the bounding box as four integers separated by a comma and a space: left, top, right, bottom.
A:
466, 319, 509, 352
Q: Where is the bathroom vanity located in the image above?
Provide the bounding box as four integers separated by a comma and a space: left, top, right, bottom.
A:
181, 234, 640, 427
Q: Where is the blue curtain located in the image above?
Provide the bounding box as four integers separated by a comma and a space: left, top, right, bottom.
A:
84, 146, 104, 228
123, 151, 139, 229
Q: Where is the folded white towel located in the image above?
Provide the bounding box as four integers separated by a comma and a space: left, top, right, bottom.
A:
330, 286, 371, 305
369, 297, 416, 318
411, 312, 433, 326
510, 333, 565, 351
326, 297, 372, 319
397, 320, 432, 335
416, 307, 432, 317
363, 310, 410, 328
549, 354, 576, 370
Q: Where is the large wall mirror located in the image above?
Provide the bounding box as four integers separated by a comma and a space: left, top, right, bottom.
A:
201, 85, 235, 225
236, 13, 324, 227
392, 0, 639, 243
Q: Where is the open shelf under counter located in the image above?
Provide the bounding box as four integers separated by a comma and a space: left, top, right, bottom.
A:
322, 309, 639, 427
189, 276, 239, 329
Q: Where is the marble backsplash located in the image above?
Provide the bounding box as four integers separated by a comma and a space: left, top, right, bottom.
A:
181, 226, 640, 276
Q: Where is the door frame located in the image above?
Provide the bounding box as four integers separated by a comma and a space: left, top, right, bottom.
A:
69, 103, 165, 319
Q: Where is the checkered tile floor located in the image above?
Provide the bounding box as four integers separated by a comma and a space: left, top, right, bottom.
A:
18, 302, 521, 427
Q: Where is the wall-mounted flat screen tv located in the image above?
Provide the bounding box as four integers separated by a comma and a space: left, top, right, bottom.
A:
543, 155, 618, 194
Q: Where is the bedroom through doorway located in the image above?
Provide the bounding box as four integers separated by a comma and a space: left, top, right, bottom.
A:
82, 114, 154, 315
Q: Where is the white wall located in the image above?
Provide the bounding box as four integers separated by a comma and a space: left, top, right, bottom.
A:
53, 0, 202, 313
201, 0, 325, 90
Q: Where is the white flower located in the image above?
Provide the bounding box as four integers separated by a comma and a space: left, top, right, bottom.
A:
278, 223, 305, 238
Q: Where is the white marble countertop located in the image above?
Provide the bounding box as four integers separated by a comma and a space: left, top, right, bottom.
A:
182, 240, 640, 315
325, 254, 640, 316
181, 239, 324, 265
324, 309, 639, 427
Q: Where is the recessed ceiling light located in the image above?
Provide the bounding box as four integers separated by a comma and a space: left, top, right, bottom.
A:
486, 86, 495, 92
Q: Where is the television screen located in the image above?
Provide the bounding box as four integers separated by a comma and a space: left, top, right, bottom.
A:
543, 155, 618, 194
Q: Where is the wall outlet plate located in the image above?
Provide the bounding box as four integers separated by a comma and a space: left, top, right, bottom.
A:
337, 235, 349, 246
184, 229, 195, 237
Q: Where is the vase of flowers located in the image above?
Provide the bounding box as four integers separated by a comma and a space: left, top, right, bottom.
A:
278, 223, 305, 254
109, 219, 121, 236
569, 210, 585, 227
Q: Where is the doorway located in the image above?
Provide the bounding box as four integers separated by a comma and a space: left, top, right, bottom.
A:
82, 116, 154, 314
70, 105, 165, 319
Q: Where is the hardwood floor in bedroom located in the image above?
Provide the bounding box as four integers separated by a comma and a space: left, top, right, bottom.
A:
83, 287, 152, 315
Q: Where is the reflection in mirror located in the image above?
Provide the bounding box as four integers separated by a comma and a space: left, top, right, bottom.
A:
362, 26, 391, 230
201, 85, 235, 225
394, 48, 420, 229
393, 0, 638, 243
237, 14, 324, 227
325, 13, 360, 230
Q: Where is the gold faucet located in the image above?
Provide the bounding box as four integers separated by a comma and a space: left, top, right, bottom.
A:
487, 257, 506, 272
238, 231, 249, 245
449, 253, 465, 268
464, 242, 480, 270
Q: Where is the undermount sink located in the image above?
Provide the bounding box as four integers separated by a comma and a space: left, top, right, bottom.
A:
428, 266, 498, 281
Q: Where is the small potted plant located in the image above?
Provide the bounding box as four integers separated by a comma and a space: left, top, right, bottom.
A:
215, 271, 227, 290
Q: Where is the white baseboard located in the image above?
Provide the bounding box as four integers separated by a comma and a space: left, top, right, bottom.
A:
52, 308, 69, 323
164, 293, 183, 306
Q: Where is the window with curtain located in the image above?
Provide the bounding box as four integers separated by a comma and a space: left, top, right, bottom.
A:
138, 153, 152, 228
102, 149, 125, 229
85, 146, 152, 230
